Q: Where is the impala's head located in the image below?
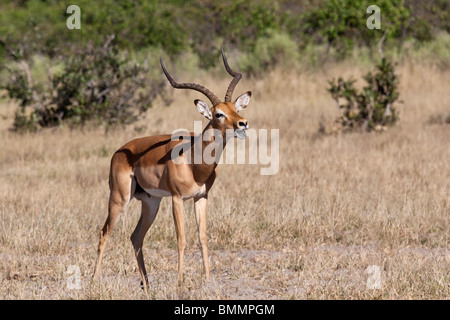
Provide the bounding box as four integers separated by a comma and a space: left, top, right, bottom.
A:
160, 48, 251, 139
194, 91, 250, 139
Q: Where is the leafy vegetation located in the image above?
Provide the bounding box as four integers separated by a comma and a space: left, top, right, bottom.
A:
5, 36, 167, 132
300, 0, 410, 57
0, 0, 448, 131
1, 0, 447, 64
328, 58, 399, 132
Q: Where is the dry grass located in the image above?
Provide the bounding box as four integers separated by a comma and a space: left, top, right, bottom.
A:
0, 60, 449, 299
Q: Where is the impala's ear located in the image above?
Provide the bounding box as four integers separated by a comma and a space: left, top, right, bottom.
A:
194, 99, 212, 120
234, 91, 252, 112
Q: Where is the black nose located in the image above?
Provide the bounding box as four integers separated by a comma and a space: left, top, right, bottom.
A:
238, 120, 248, 128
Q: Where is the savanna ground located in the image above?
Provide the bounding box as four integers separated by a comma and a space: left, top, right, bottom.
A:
0, 59, 449, 299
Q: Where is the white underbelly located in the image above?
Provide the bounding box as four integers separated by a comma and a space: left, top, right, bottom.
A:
144, 185, 207, 199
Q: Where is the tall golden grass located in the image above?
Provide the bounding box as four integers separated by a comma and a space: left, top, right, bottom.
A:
0, 60, 448, 299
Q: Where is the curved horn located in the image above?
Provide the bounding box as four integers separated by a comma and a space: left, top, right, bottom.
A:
160, 57, 221, 107
221, 47, 242, 102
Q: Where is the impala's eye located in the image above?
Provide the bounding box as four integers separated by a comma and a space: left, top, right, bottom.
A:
215, 113, 224, 119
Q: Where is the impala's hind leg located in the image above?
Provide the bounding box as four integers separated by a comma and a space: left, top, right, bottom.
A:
130, 194, 162, 292
93, 172, 134, 281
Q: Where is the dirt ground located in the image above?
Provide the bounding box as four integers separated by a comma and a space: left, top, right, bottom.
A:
2, 245, 448, 299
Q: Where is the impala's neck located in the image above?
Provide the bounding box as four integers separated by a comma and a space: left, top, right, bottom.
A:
191, 121, 227, 185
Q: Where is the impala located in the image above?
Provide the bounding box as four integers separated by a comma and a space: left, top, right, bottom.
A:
92, 49, 252, 291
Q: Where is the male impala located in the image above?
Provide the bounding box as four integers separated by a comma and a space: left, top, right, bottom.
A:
92, 49, 251, 291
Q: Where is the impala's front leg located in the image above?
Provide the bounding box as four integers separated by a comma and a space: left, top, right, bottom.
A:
172, 195, 186, 285
194, 195, 210, 281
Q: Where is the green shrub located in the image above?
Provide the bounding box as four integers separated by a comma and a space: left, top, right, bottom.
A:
3, 36, 167, 132
328, 58, 400, 132
301, 0, 411, 58
0, 0, 188, 60
239, 30, 300, 75
185, 0, 281, 69
405, 0, 450, 34
1, 0, 449, 71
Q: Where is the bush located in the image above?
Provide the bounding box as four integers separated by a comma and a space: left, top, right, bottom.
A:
1, 0, 449, 71
185, 0, 281, 69
239, 30, 300, 75
3, 36, 167, 132
405, 0, 450, 34
301, 0, 412, 58
0, 0, 188, 61
328, 58, 400, 132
